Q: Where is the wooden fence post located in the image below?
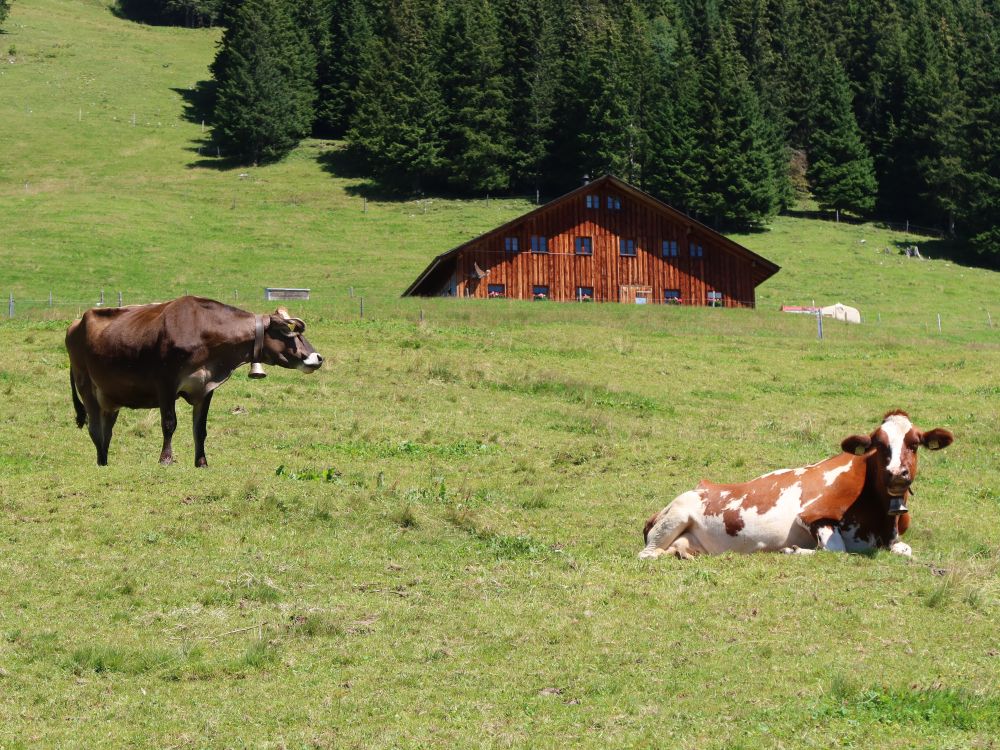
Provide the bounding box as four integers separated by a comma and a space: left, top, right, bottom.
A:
816, 309, 824, 340
360, 297, 364, 319
8, 293, 13, 319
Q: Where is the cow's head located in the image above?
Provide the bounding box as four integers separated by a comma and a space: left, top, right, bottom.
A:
841, 410, 953, 515
261, 308, 323, 373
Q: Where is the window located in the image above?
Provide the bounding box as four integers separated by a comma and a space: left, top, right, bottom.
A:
707, 291, 723, 307
689, 241, 704, 258
607, 195, 622, 210
662, 240, 678, 257
530, 235, 548, 254
620, 238, 636, 257
487, 284, 506, 298
664, 289, 682, 304
585, 195, 599, 209
576, 286, 594, 302
575, 236, 593, 255
532, 285, 549, 301
504, 237, 519, 253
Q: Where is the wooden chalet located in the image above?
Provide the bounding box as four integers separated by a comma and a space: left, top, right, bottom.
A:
402, 175, 779, 307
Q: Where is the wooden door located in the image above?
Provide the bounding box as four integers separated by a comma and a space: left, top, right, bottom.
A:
620, 284, 653, 304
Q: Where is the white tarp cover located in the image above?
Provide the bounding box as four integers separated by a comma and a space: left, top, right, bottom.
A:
820, 302, 861, 324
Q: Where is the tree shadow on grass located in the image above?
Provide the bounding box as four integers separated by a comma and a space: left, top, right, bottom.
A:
316, 145, 431, 202
171, 81, 261, 171
888, 237, 999, 271
783, 208, 869, 226
172, 82, 215, 126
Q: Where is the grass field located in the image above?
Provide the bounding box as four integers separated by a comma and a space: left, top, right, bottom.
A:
2, 1, 1000, 748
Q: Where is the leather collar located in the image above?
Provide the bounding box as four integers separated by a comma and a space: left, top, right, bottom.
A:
252, 315, 265, 364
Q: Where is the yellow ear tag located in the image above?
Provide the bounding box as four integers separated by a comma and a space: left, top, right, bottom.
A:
855, 446, 865, 456
928, 440, 939, 450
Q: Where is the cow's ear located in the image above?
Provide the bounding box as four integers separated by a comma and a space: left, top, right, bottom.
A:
841, 435, 871, 456
921, 428, 953, 451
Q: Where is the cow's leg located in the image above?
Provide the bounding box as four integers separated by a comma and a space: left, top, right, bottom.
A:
99, 409, 119, 465
87, 410, 108, 466
639, 491, 700, 560
664, 534, 698, 560
191, 390, 214, 468
783, 524, 845, 554
815, 525, 846, 552
158, 397, 178, 465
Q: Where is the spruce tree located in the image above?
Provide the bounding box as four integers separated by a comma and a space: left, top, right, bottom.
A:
581, 12, 644, 181
347, 0, 445, 190
287, 0, 332, 136
957, 0, 1000, 261
495, 0, 559, 192
317, 0, 377, 137
0, 0, 10, 28
439, 0, 513, 192
689, 10, 779, 227
211, 0, 316, 163
643, 15, 706, 214
806, 47, 877, 216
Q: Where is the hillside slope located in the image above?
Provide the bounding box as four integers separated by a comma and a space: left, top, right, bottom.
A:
1, 0, 997, 333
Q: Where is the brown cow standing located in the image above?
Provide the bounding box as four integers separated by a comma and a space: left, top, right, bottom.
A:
640, 411, 953, 559
65, 296, 323, 466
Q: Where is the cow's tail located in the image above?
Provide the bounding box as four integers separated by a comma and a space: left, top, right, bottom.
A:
70, 368, 87, 428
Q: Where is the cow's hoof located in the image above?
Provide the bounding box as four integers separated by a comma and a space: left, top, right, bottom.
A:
159, 456, 175, 466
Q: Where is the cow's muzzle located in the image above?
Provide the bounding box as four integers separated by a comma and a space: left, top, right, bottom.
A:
300, 352, 323, 372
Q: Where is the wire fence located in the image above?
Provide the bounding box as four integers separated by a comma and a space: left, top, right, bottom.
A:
2, 288, 995, 342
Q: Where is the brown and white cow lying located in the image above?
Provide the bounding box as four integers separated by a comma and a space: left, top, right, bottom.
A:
640, 411, 953, 559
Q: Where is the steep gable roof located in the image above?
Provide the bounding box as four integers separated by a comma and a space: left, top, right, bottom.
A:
403, 175, 779, 296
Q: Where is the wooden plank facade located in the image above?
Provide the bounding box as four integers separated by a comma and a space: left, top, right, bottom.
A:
403, 175, 779, 307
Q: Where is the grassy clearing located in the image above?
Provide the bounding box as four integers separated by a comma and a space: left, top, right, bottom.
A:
1, 1, 999, 748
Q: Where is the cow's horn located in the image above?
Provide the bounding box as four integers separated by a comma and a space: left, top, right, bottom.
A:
275, 308, 305, 332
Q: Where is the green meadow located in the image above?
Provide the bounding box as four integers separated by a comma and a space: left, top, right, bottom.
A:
2, 1, 999, 747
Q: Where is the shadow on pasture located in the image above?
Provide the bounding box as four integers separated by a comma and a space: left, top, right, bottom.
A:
316, 146, 431, 202
889, 237, 999, 271
782, 207, 869, 226
172, 82, 215, 126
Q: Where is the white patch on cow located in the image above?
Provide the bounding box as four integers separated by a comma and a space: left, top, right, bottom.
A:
302, 352, 323, 369
815, 525, 846, 552
719, 490, 731, 498
693, 481, 810, 554
882, 414, 913, 471
777, 481, 803, 507
823, 462, 853, 486
890, 541, 913, 557
759, 468, 792, 479
794, 468, 806, 476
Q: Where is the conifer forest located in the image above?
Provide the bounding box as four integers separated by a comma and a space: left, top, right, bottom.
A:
117, 0, 1000, 258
